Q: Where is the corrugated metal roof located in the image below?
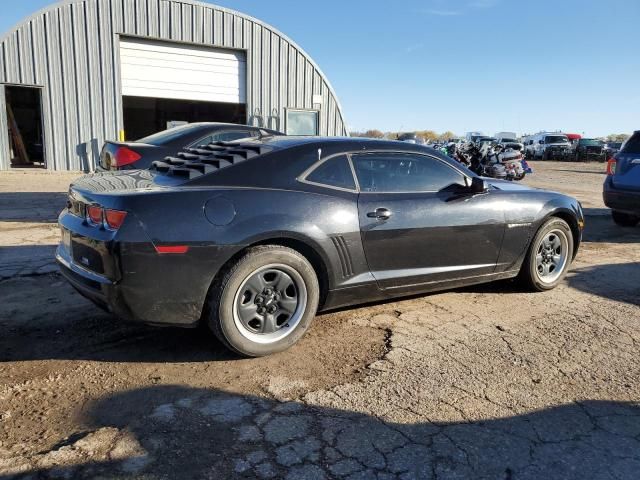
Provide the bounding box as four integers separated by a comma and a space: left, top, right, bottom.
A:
0, 0, 348, 171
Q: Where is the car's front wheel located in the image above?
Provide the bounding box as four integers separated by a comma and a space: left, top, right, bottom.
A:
207, 246, 320, 357
520, 217, 574, 291
612, 211, 640, 227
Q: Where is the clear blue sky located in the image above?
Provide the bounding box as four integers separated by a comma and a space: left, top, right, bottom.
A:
2, 0, 639, 137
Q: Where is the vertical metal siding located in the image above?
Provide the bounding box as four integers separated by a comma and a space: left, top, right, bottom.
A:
0, 84, 9, 170
0, 0, 347, 171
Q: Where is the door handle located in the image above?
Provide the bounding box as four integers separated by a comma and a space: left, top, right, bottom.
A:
367, 208, 392, 220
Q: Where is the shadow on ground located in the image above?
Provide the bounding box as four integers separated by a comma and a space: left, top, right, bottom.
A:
567, 262, 640, 307
2, 385, 640, 479
581, 211, 640, 244
0, 192, 68, 223
0, 270, 249, 363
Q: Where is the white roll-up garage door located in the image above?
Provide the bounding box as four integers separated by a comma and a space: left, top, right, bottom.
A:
119, 37, 246, 104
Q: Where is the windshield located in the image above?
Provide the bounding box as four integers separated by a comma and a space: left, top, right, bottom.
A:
579, 139, 603, 146
545, 136, 568, 144
137, 124, 203, 145
607, 142, 622, 148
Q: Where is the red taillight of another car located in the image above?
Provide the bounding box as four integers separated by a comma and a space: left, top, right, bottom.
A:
606, 158, 617, 176
112, 147, 141, 168
86, 205, 127, 230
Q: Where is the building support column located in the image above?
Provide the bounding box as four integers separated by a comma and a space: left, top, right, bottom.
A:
0, 85, 10, 170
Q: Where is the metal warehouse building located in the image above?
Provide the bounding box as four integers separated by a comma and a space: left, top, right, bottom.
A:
0, 0, 348, 171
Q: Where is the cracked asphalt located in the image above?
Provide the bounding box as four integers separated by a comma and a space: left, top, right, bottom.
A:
1, 162, 639, 479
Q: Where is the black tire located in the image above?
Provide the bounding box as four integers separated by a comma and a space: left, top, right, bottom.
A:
206, 245, 320, 357
612, 211, 640, 227
519, 217, 574, 292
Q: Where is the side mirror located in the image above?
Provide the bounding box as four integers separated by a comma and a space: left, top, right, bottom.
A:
470, 176, 489, 193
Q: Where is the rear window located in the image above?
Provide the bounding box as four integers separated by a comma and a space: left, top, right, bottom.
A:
621, 133, 640, 154
137, 124, 204, 145
579, 139, 603, 146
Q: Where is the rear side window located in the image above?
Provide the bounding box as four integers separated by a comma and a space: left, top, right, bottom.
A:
621, 133, 640, 154
352, 153, 465, 193
304, 155, 356, 191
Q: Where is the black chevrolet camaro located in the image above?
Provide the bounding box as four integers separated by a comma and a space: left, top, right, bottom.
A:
57, 137, 584, 356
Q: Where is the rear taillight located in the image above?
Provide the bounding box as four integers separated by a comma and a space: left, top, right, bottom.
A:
606, 158, 617, 176
87, 205, 103, 225
112, 147, 141, 168
86, 205, 127, 230
104, 209, 128, 229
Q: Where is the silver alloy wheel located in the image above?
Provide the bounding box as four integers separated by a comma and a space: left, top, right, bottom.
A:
534, 229, 569, 284
233, 263, 307, 344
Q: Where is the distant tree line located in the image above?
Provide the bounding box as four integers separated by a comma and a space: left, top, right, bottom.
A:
350, 130, 458, 142
351, 130, 632, 143
606, 133, 630, 143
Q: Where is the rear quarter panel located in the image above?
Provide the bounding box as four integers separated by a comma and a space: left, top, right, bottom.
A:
120, 185, 369, 315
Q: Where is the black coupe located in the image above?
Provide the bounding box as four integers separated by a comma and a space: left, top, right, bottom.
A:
57, 137, 584, 356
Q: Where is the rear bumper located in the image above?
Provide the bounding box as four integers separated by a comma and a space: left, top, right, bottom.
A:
603, 178, 640, 214
56, 242, 206, 328
56, 244, 133, 319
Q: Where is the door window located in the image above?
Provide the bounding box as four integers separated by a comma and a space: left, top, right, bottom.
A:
352, 153, 466, 193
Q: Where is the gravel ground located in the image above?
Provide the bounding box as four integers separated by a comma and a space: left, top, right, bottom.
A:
0, 161, 639, 479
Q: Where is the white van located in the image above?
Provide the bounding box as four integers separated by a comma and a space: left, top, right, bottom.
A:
527, 132, 572, 160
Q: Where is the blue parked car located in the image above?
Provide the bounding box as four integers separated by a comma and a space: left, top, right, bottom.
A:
604, 131, 640, 226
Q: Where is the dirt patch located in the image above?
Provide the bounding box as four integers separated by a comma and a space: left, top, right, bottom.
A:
2, 164, 640, 478
0, 273, 385, 457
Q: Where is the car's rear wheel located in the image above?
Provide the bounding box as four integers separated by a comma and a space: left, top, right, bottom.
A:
207, 246, 320, 357
520, 217, 574, 291
612, 211, 640, 227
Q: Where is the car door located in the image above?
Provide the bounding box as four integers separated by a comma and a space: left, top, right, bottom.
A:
352, 152, 507, 292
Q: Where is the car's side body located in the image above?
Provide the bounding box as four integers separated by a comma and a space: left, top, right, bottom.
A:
57, 138, 583, 329
98, 123, 283, 171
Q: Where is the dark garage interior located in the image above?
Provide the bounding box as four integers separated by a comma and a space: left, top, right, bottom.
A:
5, 85, 45, 168
122, 96, 247, 141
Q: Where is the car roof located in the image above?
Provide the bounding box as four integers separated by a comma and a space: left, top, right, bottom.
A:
150, 136, 463, 182
235, 135, 431, 151
192, 123, 283, 134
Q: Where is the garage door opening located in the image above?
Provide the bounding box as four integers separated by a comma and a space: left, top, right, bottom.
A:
122, 96, 246, 141
119, 37, 247, 141
5, 86, 45, 168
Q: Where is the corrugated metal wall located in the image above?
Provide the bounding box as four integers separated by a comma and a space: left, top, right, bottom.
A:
0, 85, 9, 170
0, 0, 347, 171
